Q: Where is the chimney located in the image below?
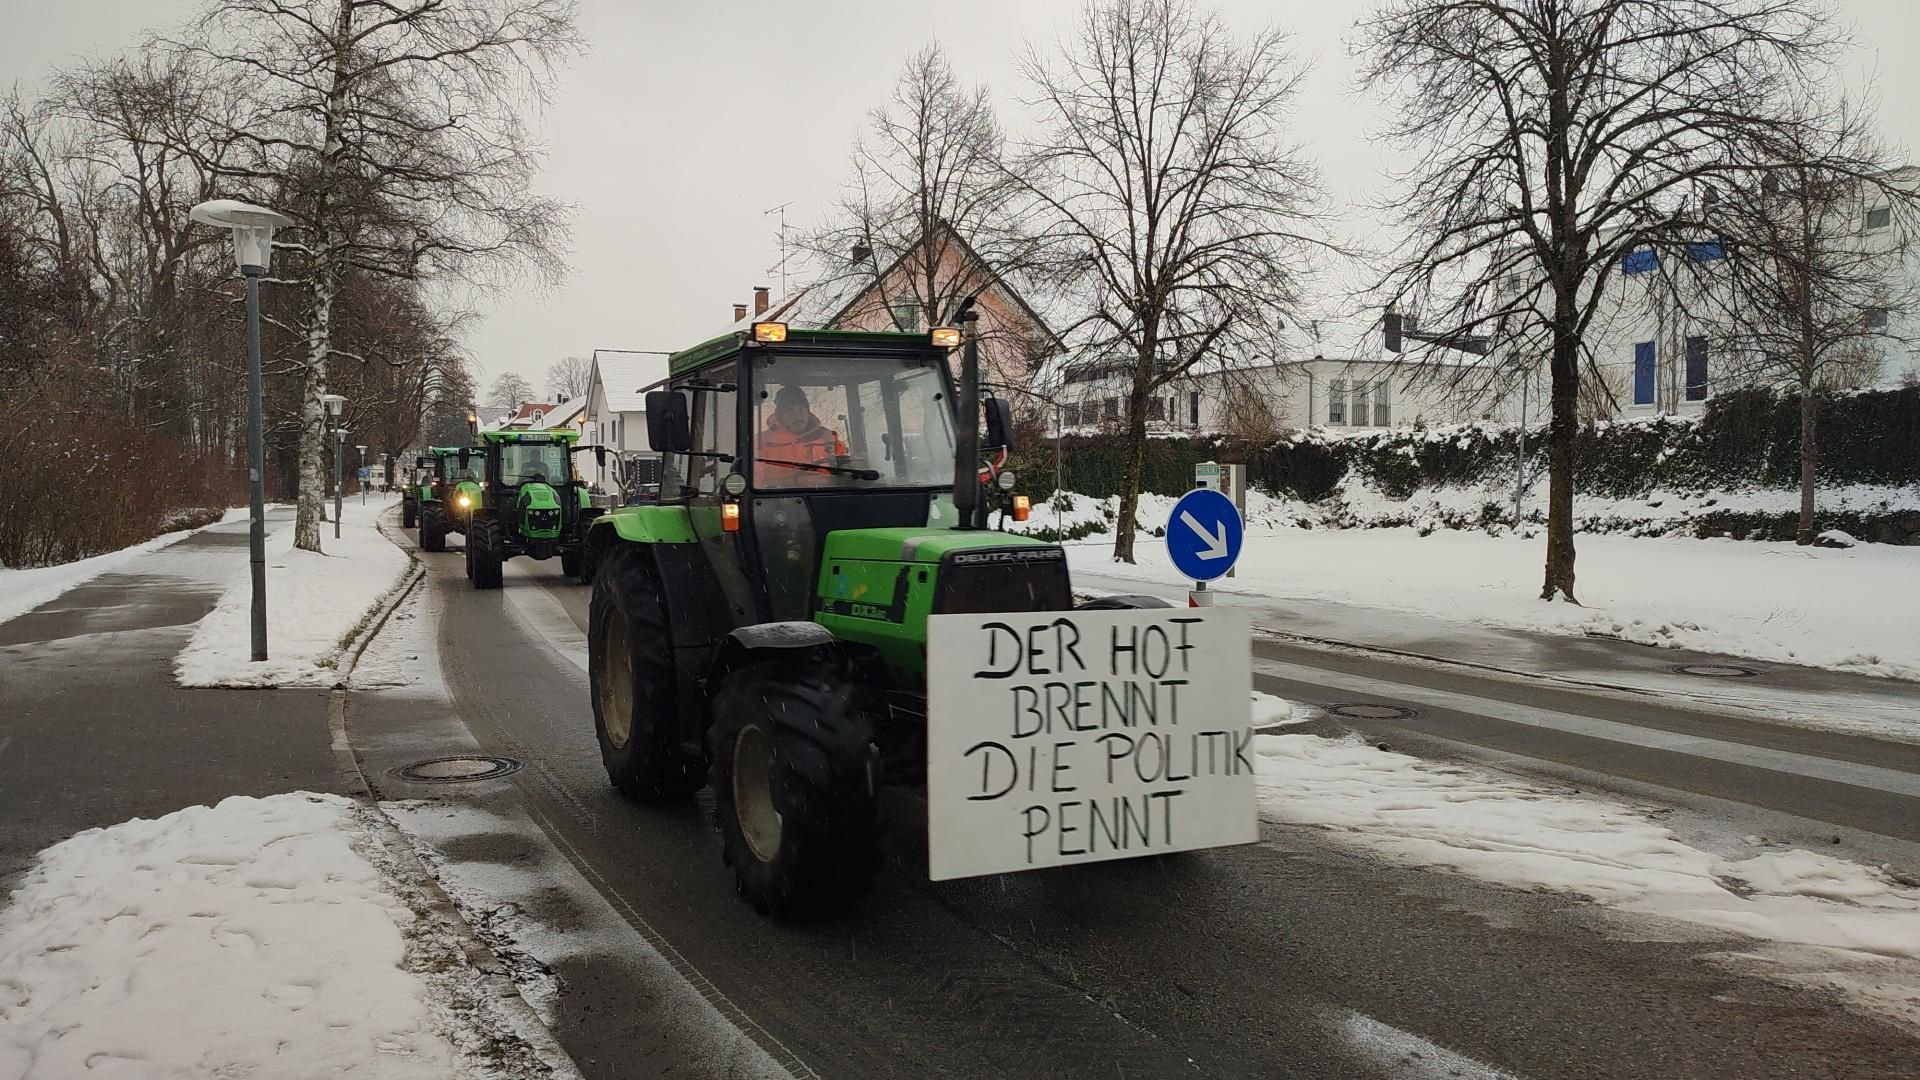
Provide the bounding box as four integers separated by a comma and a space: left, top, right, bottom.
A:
851, 243, 872, 265
733, 302, 748, 322
753, 286, 770, 317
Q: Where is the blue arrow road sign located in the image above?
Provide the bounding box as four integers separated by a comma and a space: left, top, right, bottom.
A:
1166, 487, 1243, 581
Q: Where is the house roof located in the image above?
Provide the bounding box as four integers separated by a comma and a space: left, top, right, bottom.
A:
589, 352, 672, 414
542, 396, 587, 429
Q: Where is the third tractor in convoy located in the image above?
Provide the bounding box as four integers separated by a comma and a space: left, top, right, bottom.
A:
415, 446, 483, 552
581, 313, 1170, 918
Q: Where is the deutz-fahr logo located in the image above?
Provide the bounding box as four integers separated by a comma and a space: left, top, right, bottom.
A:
951, 548, 1065, 566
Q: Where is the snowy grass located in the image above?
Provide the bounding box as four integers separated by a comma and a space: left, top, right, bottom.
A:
0, 507, 250, 626
1254, 729, 1920, 1029
174, 497, 412, 688
1056, 520, 1920, 681
0, 793, 460, 1079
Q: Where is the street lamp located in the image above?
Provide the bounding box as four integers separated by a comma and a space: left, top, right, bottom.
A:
320, 393, 346, 539
190, 198, 293, 663
355, 444, 368, 505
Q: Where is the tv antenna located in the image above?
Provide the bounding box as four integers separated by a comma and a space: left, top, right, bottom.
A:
764, 201, 794, 296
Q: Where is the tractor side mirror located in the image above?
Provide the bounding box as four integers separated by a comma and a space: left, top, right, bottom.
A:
984, 397, 1015, 453
457, 448, 470, 469
645, 390, 692, 452
593, 446, 607, 468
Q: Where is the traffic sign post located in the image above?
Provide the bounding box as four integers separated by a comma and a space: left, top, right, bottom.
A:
1166, 487, 1243, 607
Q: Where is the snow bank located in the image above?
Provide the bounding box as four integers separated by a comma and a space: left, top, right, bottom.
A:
0, 507, 250, 626
0, 793, 459, 1079
1064, 526, 1920, 681
1254, 731, 1920, 1026
175, 498, 411, 688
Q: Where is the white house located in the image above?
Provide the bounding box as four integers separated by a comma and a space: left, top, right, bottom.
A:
581, 350, 670, 496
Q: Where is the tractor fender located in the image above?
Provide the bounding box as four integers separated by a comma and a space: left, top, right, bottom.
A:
706, 622, 841, 694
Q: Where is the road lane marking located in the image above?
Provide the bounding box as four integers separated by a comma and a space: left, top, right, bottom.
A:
1253, 655, 1920, 801
1322, 1007, 1522, 1080
499, 564, 589, 674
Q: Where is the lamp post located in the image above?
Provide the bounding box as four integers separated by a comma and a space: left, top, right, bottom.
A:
321, 393, 346, 539
190, 199, 292, 663
355, 445, 368, 504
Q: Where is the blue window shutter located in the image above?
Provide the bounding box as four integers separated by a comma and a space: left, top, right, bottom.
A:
1684, 336, 1709, 401
1686, 242, 1725, 263
1633, 342, 1656, 405
1622, 249, 1659, 275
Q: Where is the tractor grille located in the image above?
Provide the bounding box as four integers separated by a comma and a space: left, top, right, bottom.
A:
932, 547, 1073, 615
527, 508, 560, 532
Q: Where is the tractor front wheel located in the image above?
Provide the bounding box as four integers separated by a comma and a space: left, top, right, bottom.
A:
561, 548, 584, 582
590, 547, 702, 803
419, 507, 447, 552
710, 664, 880, 918
402, 499, 418, 529
470, 519, 504, 589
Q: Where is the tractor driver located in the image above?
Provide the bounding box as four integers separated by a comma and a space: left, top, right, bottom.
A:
757, 385, 846, 486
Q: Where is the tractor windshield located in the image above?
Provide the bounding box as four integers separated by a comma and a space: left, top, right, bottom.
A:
498, 442, 571, 487
441, 456, 482, 483
751, 352, 956, 490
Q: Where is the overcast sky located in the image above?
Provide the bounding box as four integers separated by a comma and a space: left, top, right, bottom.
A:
7, 0, 1917, 396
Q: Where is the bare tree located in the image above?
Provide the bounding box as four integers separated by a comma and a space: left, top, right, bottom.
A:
1357, 0, 1848, 600
1018, 0, 1323, 562
1693, 107, 1920, 543
546, 354, 592, 401
172, 0, 578, 552
806, 43, 1048, 400
488, 371, 535, 408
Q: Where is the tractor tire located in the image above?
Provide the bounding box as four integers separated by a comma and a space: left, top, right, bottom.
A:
419, 507, 447, 552
470, 519, 504, 590
710, 664, 880, 919
402, 499, 418, 529
561, 548, 584, 582
590, 547, 703, 803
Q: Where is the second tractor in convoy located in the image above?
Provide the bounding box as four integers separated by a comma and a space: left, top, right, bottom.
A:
459, 428, 602, 589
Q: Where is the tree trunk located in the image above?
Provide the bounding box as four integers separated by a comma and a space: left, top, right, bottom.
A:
1540, 318, 1580, 602
1110, 373, 1153, 565
1796, 383, 1818, 545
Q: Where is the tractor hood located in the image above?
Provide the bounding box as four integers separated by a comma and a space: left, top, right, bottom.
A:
817, 527, 1059, 566
452, 479, 483, 508
516, 482, 564, 539
517, 482, 562, 512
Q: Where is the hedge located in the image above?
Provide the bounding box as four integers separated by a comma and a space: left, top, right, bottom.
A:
1009, 385, 1920, 508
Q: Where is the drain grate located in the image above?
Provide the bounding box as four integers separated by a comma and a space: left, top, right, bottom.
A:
1325, 703, 1419, 721
395, 755, 523, 783
1672, 664, 1760, 679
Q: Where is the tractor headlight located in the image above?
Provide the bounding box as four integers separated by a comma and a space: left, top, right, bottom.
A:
995, 469, 1018, 492
455, 493, 471, 508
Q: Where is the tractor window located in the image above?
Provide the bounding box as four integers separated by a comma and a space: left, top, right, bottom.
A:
498, 443, 570, 487
751, 353, 955, 490
689, 384, 738, 495
442, 456, 482, 483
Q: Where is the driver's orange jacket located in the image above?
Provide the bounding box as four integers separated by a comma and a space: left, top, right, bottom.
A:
756, 414, 845, 486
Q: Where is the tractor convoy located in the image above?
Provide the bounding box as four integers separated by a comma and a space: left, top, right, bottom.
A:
408, 317, 1192, 918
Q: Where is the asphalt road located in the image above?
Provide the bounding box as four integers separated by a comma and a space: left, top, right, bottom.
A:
355, 534, 1920, 1080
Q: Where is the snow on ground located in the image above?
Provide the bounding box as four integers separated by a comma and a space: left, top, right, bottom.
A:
0, 793, 465, 1079
1255, 728, 1920, 1029
0, 507, 251, 625
175, 496, 412, 688
1031, 491, 1920, 679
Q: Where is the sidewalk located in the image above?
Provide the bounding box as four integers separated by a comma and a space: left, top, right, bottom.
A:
0, 507, 574, 1078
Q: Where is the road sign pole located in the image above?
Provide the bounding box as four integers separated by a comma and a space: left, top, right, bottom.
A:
1189, 580, 1215, 608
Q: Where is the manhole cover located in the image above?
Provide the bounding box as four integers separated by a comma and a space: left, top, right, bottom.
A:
395, 755, 522, 783
1325, 703, 1419, 721
1672, 664, 1760, 678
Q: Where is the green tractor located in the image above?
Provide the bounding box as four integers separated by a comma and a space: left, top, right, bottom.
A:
583, 315, 1152, 918
415, 446, 484, 553
461, 428, 603, 589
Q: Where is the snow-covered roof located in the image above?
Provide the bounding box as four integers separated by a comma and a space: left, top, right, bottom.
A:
542, 396, 586, 429
591, 352, 671, 414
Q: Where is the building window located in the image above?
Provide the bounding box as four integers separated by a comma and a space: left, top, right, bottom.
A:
1104, 397, 1119, 420
1147, 397, 1166, 421
1866, 207, 1891, 231
1622, 249, 1659, 275
1684, 336, 1709, 401
1865, 307, 1890, 331
1327, 379, 1345, 424
1189, 392, 1200, 426
1633, 341, 1656, 405
1373, 381, 1391, 426
1351, 382, 1369, 426
889, 297, 920, 331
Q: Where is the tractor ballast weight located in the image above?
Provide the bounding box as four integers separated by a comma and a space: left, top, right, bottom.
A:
582, 322, 1135, 918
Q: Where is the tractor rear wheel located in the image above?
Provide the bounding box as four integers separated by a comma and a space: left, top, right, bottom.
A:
590, 547, 702, 803
470, 519, 504, 589
710, 664, 879, 918
402, 498, 418, 529
419, 506, 447, 552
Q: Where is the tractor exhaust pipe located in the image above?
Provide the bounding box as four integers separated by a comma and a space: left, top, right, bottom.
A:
951, 300, 980, 531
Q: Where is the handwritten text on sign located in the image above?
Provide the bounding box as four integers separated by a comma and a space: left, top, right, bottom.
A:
927, 607, 1255, 881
